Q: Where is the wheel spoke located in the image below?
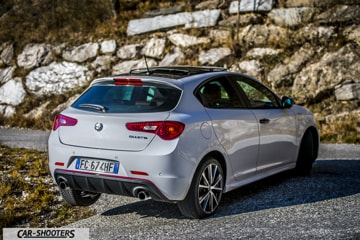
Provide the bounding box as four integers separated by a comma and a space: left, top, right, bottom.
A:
208, 192, 214, 212
201, 171, 210, 187
210, 164, 219, 184
211, 175, 223, 191
211, 186, 223, 192
209, 164, 216, 184
198, 162, 224, 214
209, 191, 218, 211
199, 191, 210, 210
212, 192, 219, 205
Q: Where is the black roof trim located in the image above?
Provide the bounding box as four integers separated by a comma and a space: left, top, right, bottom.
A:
126, 66, 227, 79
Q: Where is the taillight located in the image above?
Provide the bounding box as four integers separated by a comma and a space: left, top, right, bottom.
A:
113, 78, 143, 86
52, 114, 78, 131
126, 121, 185, 140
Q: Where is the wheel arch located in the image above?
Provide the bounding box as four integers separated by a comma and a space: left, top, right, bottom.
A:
199, 150, 227, 182
304, 126, 320, 160
178, 150, 227, 218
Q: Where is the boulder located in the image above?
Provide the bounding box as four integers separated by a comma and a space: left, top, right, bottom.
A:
209, 30, 231, 44
168, 33, 209, 48
91, 55, 113, 73
292, 44, 360, 103
127, 9, 220, 36
231, 60, 263, 80
293, 24, 337, 45
245, 47, 283, 59
117, 44, 143, 60
238, 25, 289, 48
0, 105, 15, 117
199, 47, 232, 65
112, 59, 157, 75
0, 42, 14, 66
0, 77, 26, 105
325, 110, 360, 125
17, 43, 52, 69
267, 7, 318, 27
142, 38, 166, 59
100, 40, 117, 54
184, 9, 220, 29
26, 62, 93, 96
53, 43, 66, 56
335, 83, 360, 101
268, 46, 314, 88
229, 0, 273, 14
159, 47, 185, 66
0, 66, 15, 84
62, 43, 99, 63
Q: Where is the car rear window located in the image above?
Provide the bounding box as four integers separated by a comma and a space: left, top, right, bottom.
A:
72, 83, 182, 113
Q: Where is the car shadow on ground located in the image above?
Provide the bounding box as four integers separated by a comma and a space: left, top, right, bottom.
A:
101, 159, 360, 219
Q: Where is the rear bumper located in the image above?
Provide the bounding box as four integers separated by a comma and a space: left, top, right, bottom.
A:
49, 130, 197, 201
54, 169, 171, 202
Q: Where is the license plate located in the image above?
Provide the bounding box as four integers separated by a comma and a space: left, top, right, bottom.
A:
75, 158, 119, 174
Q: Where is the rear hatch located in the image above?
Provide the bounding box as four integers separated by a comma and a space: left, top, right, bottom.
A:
57, 77, 182, 151
58, 111, 170, 151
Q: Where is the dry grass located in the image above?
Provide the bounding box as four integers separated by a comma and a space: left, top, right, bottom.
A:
0, 0, 187, 48
0, 145, 95, 231
319, 114, 360, 144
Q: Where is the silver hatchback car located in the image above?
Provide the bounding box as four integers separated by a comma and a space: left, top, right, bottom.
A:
48, 66, 319, 218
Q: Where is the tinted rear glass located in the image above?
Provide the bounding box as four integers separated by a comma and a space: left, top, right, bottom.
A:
72, 83, 182, 113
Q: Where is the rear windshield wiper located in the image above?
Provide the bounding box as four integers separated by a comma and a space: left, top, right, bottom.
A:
78, 104, 108, 113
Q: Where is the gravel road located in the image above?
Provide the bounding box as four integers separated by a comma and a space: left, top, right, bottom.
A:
0, 127, 50, 151
1, 127, 359, 239
67, 149, 360, 240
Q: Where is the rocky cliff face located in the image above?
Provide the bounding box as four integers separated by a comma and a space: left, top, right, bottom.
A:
0, 0, 359, 142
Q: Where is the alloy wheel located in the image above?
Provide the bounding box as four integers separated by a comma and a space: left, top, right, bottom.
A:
198, 162, 224, 214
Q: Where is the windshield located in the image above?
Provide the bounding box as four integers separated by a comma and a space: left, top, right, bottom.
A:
72, 83, 182, 113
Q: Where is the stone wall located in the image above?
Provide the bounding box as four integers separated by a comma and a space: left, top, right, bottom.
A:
0, 0, 359, 129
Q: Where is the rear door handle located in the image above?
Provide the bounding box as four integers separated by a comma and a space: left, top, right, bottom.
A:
259, 118, 270, 124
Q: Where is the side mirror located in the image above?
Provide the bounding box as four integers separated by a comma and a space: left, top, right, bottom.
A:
281, 96, 293, 108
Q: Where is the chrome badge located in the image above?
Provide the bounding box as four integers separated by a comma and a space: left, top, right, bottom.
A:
94, 122, 103, 131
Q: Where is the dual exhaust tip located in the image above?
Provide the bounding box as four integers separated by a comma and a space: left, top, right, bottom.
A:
58, 178, 69, 190
58, 178, 150, 201
133, 187, 150, 200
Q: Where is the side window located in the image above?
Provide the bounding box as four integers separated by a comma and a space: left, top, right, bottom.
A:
197, 78, 244, 108
146, 87, 156, 102
236, 79, 280, 109
134, 86, 166, 106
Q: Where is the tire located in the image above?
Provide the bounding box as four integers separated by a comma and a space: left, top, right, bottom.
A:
178, 157, 224, 219
295, 131, 316, 176
59, 188, 101, 206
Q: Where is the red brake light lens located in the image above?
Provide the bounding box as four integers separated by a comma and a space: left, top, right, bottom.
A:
113, 78, 143, 86
126, 121, 185, 140
130, 170, 149, 176
52, 114, 78, 131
